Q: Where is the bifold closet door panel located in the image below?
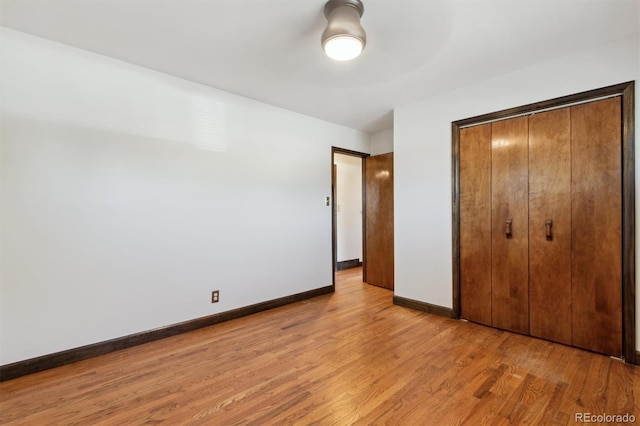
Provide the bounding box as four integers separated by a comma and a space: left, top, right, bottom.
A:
459, 124, 492, 326
528, 109, 572, 345
491, 116, 529, 334
571, 98, 622, 356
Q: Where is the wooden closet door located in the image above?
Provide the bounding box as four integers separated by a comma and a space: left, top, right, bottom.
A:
459, 124, 492, 326
491, 116, 529, 334
528, 109, 572, 345
571, 97, 622, 356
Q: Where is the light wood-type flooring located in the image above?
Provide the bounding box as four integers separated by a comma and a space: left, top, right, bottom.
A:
1, 267, 638, 425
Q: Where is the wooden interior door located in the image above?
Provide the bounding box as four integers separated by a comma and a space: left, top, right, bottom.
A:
364, 153, 394, 289
571, 97, 623, 356
528, 109, 572, 345
491, 116, 529, 334
459, 124, 492, 326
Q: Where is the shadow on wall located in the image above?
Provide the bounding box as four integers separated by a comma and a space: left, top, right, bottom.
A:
1, 27, 226, 153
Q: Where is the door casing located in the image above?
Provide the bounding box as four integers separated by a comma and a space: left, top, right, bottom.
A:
451, 81, 636, 363
331, 147, 369, 287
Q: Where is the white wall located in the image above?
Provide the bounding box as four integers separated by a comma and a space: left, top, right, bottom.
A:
0, 28, 369, 365
394, 34, 639, 346
370, 128, 394, 155
334, 154, 362, 262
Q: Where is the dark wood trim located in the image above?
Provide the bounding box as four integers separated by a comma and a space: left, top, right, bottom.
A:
332, 147, 371, 158
361, 155, 368, 283
393, 295, 454, 319
451, 81, 636, 364
451, 122, 461, 320
454, 81, 635, 128
336, 258, 362, 271
331, 161, 337, 286
331, 146, 369, 285
622, 82, 636, 364
0, 285, 334, 382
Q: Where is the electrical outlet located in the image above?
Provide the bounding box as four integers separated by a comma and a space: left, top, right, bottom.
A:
211, 290, 219, 303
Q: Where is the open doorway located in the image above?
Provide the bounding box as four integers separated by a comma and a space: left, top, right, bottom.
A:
334, 153, 364, 270
331, 147, 394, 290
331, 147, 368, 286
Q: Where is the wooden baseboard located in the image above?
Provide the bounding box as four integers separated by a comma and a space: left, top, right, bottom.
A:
336, 259, 362, 271
635, 351, 640, 365
393, 295, 453, 319
0, 285, 334, 382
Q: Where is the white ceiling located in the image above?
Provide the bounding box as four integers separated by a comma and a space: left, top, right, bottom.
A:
1, 0, 638, 133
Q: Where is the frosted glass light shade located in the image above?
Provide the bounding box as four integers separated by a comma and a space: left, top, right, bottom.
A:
323, 36, 364, 61
321, 0, 366, 61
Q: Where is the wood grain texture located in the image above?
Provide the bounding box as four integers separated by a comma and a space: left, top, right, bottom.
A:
2, 267, 639, 425
491, 116, 529, 334
393, 295, 454, 318
0, 285, 334, 382
364, 153, 394, 290
528, 108, 572, 345
451, 122, 462, 319
459, 123, 493, 325
621, 82, 636, 364
452, 81, 635, 363
571, 97, 623, 356
454, 81, 634, 128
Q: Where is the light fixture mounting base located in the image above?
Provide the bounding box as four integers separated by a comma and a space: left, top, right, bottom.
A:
324, 0, 364, 18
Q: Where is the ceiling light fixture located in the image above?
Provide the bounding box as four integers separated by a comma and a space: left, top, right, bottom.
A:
321, 0, 366, 61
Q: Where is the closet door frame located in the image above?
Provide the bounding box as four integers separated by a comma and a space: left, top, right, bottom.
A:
451, 81, 636, 364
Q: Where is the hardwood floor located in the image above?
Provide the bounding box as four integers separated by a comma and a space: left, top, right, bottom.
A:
1, 267, 638, 425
